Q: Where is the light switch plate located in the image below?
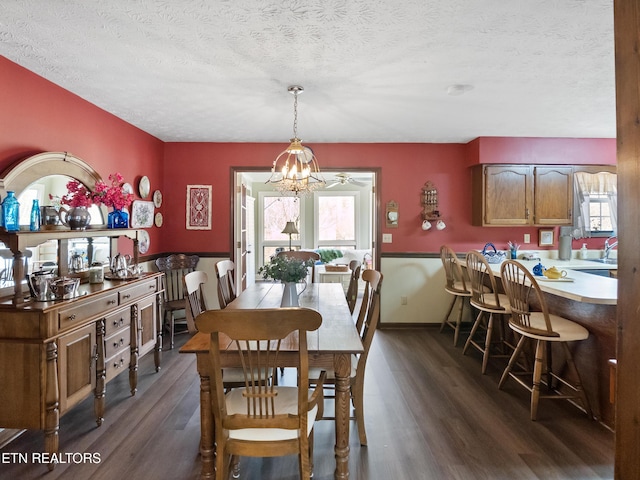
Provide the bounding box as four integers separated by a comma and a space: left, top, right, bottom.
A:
524, 233, 531, 244
382, 233, 392, 243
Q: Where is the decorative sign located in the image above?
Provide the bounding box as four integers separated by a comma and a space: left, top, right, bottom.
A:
186, 185, 212, 230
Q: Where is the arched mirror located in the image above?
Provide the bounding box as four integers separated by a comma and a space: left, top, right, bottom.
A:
0, 152, 110, 290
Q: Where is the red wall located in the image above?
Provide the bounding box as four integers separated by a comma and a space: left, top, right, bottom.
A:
0, 56, 164, 255
0, 56, 618, 256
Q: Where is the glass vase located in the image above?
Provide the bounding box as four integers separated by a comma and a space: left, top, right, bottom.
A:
108, 208, 129, 228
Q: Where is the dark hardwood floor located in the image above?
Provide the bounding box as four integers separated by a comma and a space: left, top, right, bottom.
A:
0, 326, 614, 479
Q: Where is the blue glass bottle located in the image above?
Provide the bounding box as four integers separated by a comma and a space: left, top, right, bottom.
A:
30, 199, 41, 231
0, 194, 4, 228
2, 191, 20, 231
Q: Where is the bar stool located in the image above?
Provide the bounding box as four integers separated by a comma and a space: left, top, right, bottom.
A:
439, 245, 472, 347
499, 260, 592, 420
463, 250, 512, 374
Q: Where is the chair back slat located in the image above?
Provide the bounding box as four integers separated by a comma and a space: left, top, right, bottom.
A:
183, 270, 208, 334
440, 245, 469, 293
346, 260, 361, 314
215, 260, 236, 308
358, 270, 383, 355
466, 250, 505, 310
155, 254, 199, 303
500, 260, 559, 337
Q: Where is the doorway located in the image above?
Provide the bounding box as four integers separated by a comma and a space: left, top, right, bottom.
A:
231, 167, 381, 296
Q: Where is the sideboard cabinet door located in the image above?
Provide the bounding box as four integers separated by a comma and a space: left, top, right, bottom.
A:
57, 323, 96, 414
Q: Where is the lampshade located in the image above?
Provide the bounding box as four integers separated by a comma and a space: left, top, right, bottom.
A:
281, 221, 299, 235
267, 85, 325, 196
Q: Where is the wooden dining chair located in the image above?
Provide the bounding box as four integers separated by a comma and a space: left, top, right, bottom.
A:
499, 260, 592, 420
439, 245, 472, 346
346, 259, 361, 314
195, 307, 326, 480
183, 270, 250, 390
309, 268, 383, 446
463, 250, 512, 374
214, 259, 236, 308
276, 250, 321, 283
155, 253, 199, 349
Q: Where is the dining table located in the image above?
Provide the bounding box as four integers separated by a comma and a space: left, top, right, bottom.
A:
179, 281, 364, 480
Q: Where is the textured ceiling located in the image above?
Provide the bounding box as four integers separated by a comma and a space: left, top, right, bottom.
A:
0, 0, 615, 143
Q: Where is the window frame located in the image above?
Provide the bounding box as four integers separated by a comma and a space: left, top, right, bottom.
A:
257, 192, 304, 267
313, 190, 360, 250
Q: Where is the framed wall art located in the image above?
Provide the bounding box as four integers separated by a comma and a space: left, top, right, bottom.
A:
538, 228, 555, 246
186, 185, 212, 230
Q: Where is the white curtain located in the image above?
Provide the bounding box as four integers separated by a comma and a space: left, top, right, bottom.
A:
573, 171, 617, 239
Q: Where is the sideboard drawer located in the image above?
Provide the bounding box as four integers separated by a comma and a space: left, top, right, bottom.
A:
105, 351, 129, 381
119, 279, 157, 304
104, 308, 130, 337
58, 292, 119, 330
105, 326, 131, 359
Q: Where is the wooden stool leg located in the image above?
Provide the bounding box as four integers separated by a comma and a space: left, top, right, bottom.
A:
463, 309, 484, 355
453, 297, 465, 347
440, 295, 456, 332
531, 339, 545, 421
482, 313, 494, 374
499, 335, 527, 389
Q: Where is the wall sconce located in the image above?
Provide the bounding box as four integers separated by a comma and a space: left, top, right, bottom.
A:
421, 181, 445, 231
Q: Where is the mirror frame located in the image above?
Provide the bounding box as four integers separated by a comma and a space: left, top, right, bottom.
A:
0, 151, 107, 226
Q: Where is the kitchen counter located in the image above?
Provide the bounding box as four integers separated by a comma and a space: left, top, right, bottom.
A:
478, 257, 617, 428
486, 260, 617, 305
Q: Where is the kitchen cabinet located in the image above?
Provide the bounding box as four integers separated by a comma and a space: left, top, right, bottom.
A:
472, 165, 573, 226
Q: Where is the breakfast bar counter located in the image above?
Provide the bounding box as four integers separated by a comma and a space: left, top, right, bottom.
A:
485, 260, 617, 428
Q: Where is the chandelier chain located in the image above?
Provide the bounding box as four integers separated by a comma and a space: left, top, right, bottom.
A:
292, 90, 298, 139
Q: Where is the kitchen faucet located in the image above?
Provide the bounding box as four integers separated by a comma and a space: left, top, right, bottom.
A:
604, 235, 618, 260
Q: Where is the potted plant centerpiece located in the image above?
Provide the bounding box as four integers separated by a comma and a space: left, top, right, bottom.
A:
259, 255, 314, 307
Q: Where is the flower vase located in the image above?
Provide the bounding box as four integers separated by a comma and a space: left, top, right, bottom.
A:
108, 208, 129, 228
281, 282, 300, 307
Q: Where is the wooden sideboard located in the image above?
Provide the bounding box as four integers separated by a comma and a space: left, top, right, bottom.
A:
0, 227, 163, 468
0, 272, 163, 467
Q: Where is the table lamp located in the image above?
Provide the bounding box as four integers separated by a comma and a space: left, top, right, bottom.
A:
281, 221, 299, 251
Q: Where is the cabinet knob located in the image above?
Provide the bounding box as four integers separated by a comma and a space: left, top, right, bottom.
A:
107, 299, 116, 305
122, 294, 131, 300
68, 314, 76, 321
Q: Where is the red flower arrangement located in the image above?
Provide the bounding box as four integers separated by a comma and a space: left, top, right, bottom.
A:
92, 173, 134, 211
53, 179, 94, 208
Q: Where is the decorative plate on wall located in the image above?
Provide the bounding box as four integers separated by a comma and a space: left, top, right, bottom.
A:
138, 176, 150, 199
122, 182, 134, 195
130, 200, 154, 228
154, 212, 163, 228
153, 189, 162, 208
138, 230, 150, 254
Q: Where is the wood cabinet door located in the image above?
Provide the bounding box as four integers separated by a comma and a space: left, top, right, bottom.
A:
137, 295, 157, 358
57, 323, 96, 414
533, 166, 573, 225
482, 165, 533, 225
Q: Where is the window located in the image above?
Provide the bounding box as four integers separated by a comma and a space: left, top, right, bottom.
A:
259, 194, 301, 264
314, 192, 359, 249
573, 171, 617, 238
588, 193, 614, 233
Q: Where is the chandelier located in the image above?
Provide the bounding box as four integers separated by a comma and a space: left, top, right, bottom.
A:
267, 85, 325, 196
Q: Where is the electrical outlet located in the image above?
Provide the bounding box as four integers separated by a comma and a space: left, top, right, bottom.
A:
401, 296, 408, 305
382, 233, 392, 243
524, 233, 531, 244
